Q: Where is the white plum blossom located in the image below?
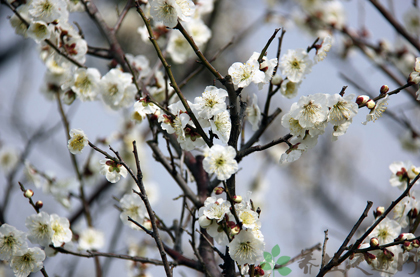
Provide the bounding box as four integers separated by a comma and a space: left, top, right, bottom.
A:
289, 93, 329, 129
0, 224, 28, 261
27, 21, 52, 43
389, 161, 420, 190
362, 95, 389, 125
237, 208, 260, 230
29, 0, 69, 23
10, 5, 32, 38
315, 36, 332, 63
320, 1, 346, 30
125, 54, 151, 79
0, 147, 19, 174
245, 94, 261, 131
249, 52, 278, 89
67, 129, 88, 154
100, 159, 128, 183
327, 93, 358, 126
203, 145, 238, 181
78, 228, 105, 251
408, 58, 420, 97
67, 68, 101, 102
50, 214, 72, 247
193, 86, 228, 119
210, 111, 231, 144
25, 212, 54, 247
279, 135, 319, 165
331, 120, 352, 141
167, 30, 194, 64
280, 49, 313, 83
100, 69, 134, 110
150, 0, 195, 28
369, 245, 408, 276
368, 218, 401, 245
228, 58, 265, 88
280, 79, 301, 99
199, 197, 231, 223
10, 247, 45, 277
185, 18, 211, 46
67, 0, 85, 12
281, 108, 306, 138
119, 193, 147, 229
228, 230, 264, 266
403, 8, 420, 37
206, 221, 229, 246
132, 98, 160, 123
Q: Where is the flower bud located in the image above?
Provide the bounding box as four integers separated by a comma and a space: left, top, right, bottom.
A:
24, 189, 34, 198
364, 252, 376, 264
259, 61, 269, 72
214, 187, 224, 195
366, 99, 376, 109
403, 241, 413, 251
380, 85, 389, 94
198, 216, 212, 228
143, 219, 152, 231
370, 237, 379, 247
230, 225, 240, 235
395, 234, 405, 241
413, 239, 420, 248
63, 90, 76, 105
374, 206, 385, 218
271, 75, 282, 86
232, 195, 242, 203
35, 200, 43, 209
356, 95, 370, 105
383, 248, 394, 260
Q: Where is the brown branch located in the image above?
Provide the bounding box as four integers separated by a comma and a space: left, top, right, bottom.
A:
237, 133, 292, 161
132, 141, 173, 277
369, 0, 420, 52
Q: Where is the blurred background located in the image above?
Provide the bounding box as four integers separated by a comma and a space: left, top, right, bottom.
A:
0, 0, 420, 276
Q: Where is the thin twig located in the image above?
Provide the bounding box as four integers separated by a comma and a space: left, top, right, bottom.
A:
320, 230, 329, 268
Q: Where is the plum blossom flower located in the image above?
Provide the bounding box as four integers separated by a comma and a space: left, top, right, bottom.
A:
327, 94, 358, 126
280, 79, 301, 99
29, 0, 69, 22
78, 228, 105, 251
362, 95, 389, 125
315, 36, 332, 63
203, 145, 238, 180
119, 193, 147, 229
389, 161, 420, 190
280, 49, 313, 83
228, 230, 264, 266
100, 159, 128, 183
198, 197, 231, 223
193, 86, 228, 119
132, 97, 160, 123
100, 69, 134, 110
150, 0, 195, 28
27, 21, 52, 43
67, 129, 88, 154
289, 93, 329, 129
67, 68, 101, 102
367, 218, 401, 245
0, 224, 28, 261
228, 59, 265, 88
25, 212, 54, 247
50, 214, 72, 247
10, 247, 45, 277
210, 111, 231, 144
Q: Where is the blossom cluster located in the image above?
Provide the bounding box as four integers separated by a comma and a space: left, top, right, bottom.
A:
346, 161, 420, 276
198, 193, 265, 271
280, 92, 358, 164
0, 211, 73, 277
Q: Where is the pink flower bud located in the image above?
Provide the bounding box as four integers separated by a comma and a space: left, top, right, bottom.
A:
366, 99, 376, 109
374, 206, 385, 218
232, 195, 242, 203
364, 252, 376, 264
214, 187, 224, 195
413, 239, 420, 248
24, 189, 34, 198
403, 241, 413, 251
143, 219, 152, 231
230, 225, 240, 235
35, 200, 43, 209
370, 237, 379, 247
356, 95, 370, 105
380, 85, 389, 94
383, 248, 394, 260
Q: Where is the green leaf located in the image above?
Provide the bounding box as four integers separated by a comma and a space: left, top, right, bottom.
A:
271, 244, 281, 257
277, 267, 292, 276
276, 256, 290, 266
261, 262, 273, 271
263, 252, 273, 262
